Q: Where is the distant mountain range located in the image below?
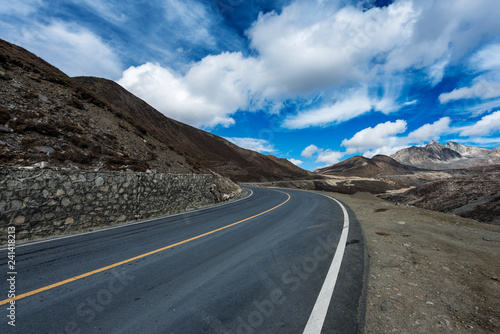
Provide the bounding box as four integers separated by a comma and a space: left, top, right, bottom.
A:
314, 140, 500, 226
316, 140, 500, 177
0, 38, 310, 182
391, 140, 500, 170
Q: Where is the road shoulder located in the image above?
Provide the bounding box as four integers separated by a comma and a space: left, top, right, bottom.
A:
329, 191, 500, 333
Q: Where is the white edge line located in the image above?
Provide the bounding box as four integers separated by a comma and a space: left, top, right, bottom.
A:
0, 188, 254, 250
302, 193, 350, 334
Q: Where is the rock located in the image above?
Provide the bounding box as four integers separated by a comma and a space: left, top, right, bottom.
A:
95, 176, 104, 186
0, 124, 11, 133
0, 70, 11, 80
35, 146, 55, 155
13, 216, 26, 224
38, 94, 48, 102
33, 161, 49, 169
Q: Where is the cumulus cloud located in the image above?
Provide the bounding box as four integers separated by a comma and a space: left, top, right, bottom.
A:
288, 158, 303, 166
111, 0, 500, 129
342, 120, 407, 153
301, 144, 343, 165
118, 54, 258, 128
301, 144, 319, 158
15, 21, 122, 79
224, 137, 276, 153
120, 0, 500, 129
247, 0, 418, 95
408, 117, 451, 142
460, 110, 500, 137
316, 150, 344, 165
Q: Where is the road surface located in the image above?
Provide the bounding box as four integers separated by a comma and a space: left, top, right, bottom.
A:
1, 186, 365, 333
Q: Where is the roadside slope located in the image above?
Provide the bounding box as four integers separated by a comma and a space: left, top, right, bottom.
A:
327, 191, 500, 333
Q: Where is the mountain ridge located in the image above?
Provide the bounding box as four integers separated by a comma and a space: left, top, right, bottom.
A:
315, 154, 424, 177
391, 140, 500, 170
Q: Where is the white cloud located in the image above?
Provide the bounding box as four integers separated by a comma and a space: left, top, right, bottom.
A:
118, 55, 257, 128
0, 0, 41, 15
248, 0, 418, 95
342, 120, 407, 153
471, 43, 500, 71
283, 90, 373, 129
77, 0, 127, 23
440, 43, 500, 104
301, 144, 319, 158
224, 137, 276, 153
163, 0, 215, 47
408, 117, 451, 141
300, 144, 343, 166
439, 80, 500, 103
288, 158, 303, 166
363, 145, 410, 158
316, 150, 344, 165
460, 110, 500, 136
15, 21, 122, 79
114, 0, 500, 129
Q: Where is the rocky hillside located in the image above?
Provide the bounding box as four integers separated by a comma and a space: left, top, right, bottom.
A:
379, 165, 500, 225
0, 38, 310, 182
391, 140, 500, 170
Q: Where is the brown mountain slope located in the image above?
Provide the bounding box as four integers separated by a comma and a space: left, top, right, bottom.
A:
316, 154, 423, 177
74, 76, 309, 181
0, 38, 310, 182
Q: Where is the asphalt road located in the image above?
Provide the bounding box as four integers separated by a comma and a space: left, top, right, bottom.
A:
0, 186, 365, 333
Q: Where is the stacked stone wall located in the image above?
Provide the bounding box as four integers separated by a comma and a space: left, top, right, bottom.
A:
0, 169, 215, 243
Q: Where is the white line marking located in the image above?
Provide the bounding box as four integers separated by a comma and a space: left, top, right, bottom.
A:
303, 194, 349, 334
0, 188, 253, 250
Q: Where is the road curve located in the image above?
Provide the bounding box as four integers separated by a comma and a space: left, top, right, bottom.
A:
0, 186, 365, 333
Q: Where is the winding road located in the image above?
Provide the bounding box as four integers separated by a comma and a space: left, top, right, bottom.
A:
1, 186, 365, 333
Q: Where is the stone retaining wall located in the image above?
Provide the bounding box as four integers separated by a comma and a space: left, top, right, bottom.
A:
0, 169, 217, 243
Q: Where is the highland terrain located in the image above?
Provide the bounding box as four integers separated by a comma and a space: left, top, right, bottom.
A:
1, 37, 500, 333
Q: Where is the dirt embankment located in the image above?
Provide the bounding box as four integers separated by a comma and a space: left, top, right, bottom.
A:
330, 191, 500, 333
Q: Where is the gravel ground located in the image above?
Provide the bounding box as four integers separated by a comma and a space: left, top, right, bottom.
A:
327, 191, 500, 333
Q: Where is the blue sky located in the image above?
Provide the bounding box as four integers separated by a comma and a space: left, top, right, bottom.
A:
2, 0, 500, 171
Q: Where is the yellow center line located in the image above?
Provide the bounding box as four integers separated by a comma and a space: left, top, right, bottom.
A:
0, 191, 291, 306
